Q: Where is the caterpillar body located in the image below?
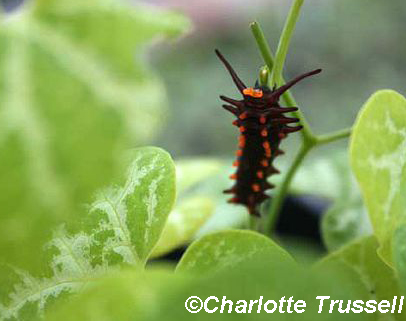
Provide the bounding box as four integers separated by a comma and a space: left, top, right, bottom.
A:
216, 49, 321, 216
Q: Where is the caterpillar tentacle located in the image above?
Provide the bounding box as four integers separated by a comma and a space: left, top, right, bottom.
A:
220, 95, 243, 107
222, 105, 239, 115
216, 49, 321, 216
215, 49, 246, 93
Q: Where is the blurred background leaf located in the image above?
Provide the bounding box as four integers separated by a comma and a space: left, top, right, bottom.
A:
317, 236, 403, 320
0, 0, 190, 271
393, 225, 406, 295
176, 230, 293, 274
150, 196, 214, 259
0, 147, 176, 320
350, 90, 406, 266
44, 257, 372, 321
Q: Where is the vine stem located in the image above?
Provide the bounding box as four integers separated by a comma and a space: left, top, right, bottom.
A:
264, 143, 311, 234
316, 127, 352, 145
250, 21, 316, 144
270, 0, 304, 88
250, 19, 352, 236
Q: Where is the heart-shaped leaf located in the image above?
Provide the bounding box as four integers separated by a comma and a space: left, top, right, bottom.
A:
350, 90, 406, 265
87, 147, 176, 264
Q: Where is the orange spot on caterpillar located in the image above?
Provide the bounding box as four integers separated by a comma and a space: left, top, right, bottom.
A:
259, 116, 266, 124
266, 150, 272, 158
261, 129, 268, 137
232, 120, 239, 126
262, 141, 270, 150
257, 171, 264, 179
239, 126, 246, 133
229, 173, 237, 180
243, 88, 263, 98
252, 184, 261, 192
261, 159, 269, 167
239, 135, 246, 148
236, 149, 243, 157
228, 197, 239, 204
239, 112, 248, 120
232, 160, 239, 167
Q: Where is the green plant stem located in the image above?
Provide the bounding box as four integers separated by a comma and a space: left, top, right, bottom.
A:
249, 216, 260, 231
270, 0, 304, 87
251, 20, 353, 236
250, 22, 274, 72
263, 143, 311, 233
250, 21, 316, 144
316, 127, 352, 145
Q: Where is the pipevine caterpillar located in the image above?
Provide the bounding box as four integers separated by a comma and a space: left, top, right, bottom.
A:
216, 49, 321, 216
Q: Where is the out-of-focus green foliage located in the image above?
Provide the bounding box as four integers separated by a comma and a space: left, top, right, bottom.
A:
318, 236, 403, 321
265, 150, 370, 252
150, 159, 223, 257
292, 151, 371, 252
44, 268, 190, 321
176, 230, 293, 274
151, 196, 214, 258
350, 90, 406, 266
0, 147, 176, 320
1, 0, 406, 320
393, 225, 406, 295
44, 254, 371, 321
0, 0, 189, 270
176, 159, 223, 194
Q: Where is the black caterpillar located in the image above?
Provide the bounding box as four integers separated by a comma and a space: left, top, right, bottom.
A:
216, 49, 321, 216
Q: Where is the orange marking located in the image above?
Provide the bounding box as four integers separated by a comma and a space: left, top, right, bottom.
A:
243, 87, 263, 98
257, 171, 264, 179
261, 159, 269, 167
236, 149, 243, 157
239, 126, 246, 133
266, 149, 272, 158
252, 89, 263, 98
261, 129, 268, 137
229, 173, 237, 180
232, 120, 239, 126
262, 141, 270, 150
238, 135, 246, 148
259, 116, 266, 124
252, 184, 261, 192
232, 160, 239, 167
239, 112, 248, 120
228, 197, 239, 203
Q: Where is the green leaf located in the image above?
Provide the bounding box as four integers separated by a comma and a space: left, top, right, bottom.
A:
0, 228, 99, 321
87, 147, 176, 264
44, 256, 365, 321
322, 200, 370, 252
350, 90, 406, 265
176, 159, 223, 194
393, 224, 406, 295
176, 230, 293, 274
0, 147, 176, 319
317, 236, 403, 320
43, 268, 189, 321
0, 0, 189, 270
43, 249, 368, 321
150, 196, 214, 259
